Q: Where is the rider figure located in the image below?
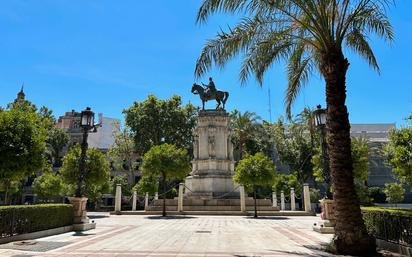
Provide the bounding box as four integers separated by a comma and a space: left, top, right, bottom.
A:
203, 77, 216, 97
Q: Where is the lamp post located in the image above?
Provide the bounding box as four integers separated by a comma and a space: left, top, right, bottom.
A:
313, 105, 332, 199
75, 107, 99, 197
69, 107, 100, 230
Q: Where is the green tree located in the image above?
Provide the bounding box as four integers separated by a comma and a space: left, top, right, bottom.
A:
0, 108, 47, 204
32, 168, 66, 200
124, 95, 197, 154
108, 122, 138, 178
141, 144, 191, 216
195, 1, 393, 253
272, 173, 300, 196
60, 145, 111, 207
271, 111, 316, 185
134, 175, 159, 195
111, 175, 132, 197
233, 152, 276, 217
46, 127, 70, 167
230, 110, 262, 159
383, 183, 405, 205
313, 137, 370, 203
384, 127, 412, 186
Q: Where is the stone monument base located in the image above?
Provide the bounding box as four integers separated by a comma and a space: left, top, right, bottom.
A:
185, 174, 239, 199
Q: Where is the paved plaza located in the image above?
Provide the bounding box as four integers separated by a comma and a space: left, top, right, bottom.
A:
0, 213, 339, 257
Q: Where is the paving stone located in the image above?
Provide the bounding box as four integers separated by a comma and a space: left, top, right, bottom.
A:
0, 214, 337, 257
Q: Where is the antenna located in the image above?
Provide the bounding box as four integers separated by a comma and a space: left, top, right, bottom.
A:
268, 86, 272, 123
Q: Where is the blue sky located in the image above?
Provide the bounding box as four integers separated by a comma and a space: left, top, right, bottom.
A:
0, 0, 411, 126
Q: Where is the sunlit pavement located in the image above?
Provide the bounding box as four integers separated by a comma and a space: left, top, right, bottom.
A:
0, 213, 337, 257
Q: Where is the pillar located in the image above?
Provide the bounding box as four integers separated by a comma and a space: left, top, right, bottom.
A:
272, 192, 277, 207
303, 183, 311, 212
144, 192, 149, 211
240, 186, 246, 212
132, 191, 137, 211
280, 191, 285, 211
114, 184, 122, 213
155, 192, 159, 200
178, 183, 184, 212
290, 188, 296, 211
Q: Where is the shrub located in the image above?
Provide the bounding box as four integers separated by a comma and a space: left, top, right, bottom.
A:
383, 183, 405, 204
368, 187, 386, 203
362, 207, 412, 246
0, 204, 73, 238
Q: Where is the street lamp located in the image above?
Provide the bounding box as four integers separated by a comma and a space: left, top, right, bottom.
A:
69, 107, 100, 230
313, 105, 332, 199
75, 107, 99, 197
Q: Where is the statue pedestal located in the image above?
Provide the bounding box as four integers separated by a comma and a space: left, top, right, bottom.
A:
185, 110, 239, 199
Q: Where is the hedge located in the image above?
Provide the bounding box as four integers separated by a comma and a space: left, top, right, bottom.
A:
0, 204, 73, 238
362, 207, 412, 246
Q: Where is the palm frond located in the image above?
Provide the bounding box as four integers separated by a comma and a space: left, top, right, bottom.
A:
346, 29, 380, 72
195, 17, 264, 78
285, 44, 314, 118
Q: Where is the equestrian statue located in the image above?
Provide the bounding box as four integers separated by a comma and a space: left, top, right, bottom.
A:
191, 77, 229, 110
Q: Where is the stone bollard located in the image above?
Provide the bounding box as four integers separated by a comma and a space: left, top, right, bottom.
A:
115, 184, 122, 213
281, 191, 285, 211
132, 191, 137, 211
178, 183, 184, 212
272, 192, 277, 207
155, 192, 159, 200
290, 188, 296, 211
240, 186, 246, 212
303, 183, 311, 212
144, 192, 149, 211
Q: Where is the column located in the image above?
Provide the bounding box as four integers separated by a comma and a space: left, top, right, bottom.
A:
303, 183, 311, 212
155, 192, 159, 200
272, 192, 277, 207
290, 188, 296, 211
144, 192, 149, 211
114, 184, 122, 213
281, 191, 285, 211
132, 191, 137, 211
240, 185, 246, 212
178, 183, 184, 212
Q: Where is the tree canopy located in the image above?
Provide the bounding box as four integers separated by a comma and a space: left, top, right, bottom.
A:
383, 183, 405, 204
108, 122, 139, 176
124, 95, 197, 154
141, 144, 191, 181
384, 126, 412, 186
234, 152, 276, 189
0, 108, 48, 203
60, 145, 111, 197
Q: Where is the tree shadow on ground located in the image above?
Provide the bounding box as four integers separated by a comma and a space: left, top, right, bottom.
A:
87, 215, 109, 219
145, 215, 197, 220
243, 216, 289, 220
72, 232, 96, 237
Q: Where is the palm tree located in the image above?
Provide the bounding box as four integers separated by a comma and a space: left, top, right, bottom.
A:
195, 0, 393, 254
230, 110, 261, 159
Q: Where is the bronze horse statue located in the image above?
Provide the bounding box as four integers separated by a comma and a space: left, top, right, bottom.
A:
191, 83, 229, 110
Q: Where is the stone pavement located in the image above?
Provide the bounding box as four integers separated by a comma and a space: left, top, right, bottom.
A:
0, 213, 338, 257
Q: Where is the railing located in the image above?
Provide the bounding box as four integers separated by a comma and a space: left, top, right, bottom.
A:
363, 210, 412, 246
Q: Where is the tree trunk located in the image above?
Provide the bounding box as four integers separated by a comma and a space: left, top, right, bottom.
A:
162, 174, 166, 217
322, 51, 375, 255
253, 186, 257, 218
4, 180, 10, 205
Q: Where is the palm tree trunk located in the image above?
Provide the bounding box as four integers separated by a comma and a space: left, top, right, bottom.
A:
322, 51, 375, 255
